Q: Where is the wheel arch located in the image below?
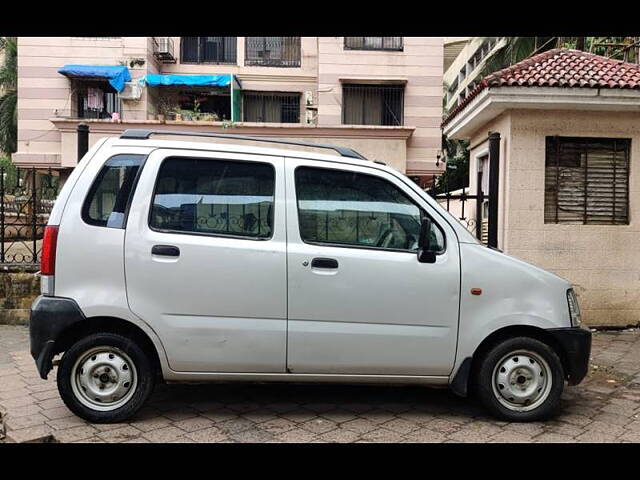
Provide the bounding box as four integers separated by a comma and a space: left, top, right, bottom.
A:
53, 316, 164, 381
452, 325, 571, 397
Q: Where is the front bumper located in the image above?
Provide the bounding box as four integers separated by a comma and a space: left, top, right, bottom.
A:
30, 295, 85, 379
548, 327, 592, 385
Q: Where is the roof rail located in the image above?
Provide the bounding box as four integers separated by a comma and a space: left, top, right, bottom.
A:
119, 129, 368, 160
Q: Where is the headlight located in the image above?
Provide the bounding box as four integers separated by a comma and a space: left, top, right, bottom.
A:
567, 288, 581, 327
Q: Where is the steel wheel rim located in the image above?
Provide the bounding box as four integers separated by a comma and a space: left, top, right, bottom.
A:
491, 349, 552, 412
70, 346, 138, 412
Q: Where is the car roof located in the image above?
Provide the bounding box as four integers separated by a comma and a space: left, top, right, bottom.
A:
106, 136, 389, 171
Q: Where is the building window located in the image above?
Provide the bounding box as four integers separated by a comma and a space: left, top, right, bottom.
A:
243, 92, 301, 123
181, 37, 237, 64
545, 136, 630, 224
342, 84, 404, 126
75, 80, 121, 119
245, 37, 301, 67
150, 157, 275, 239
344, 37, 403, 51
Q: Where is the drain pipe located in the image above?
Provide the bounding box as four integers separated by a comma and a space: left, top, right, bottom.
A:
487, 132, 501, 249
77, 123, 89, 164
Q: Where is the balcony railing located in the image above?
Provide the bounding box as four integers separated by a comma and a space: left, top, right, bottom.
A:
344, 37, 403, 51
245, 37, 301, 67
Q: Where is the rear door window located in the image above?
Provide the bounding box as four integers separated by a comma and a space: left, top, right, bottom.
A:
82, 154, 145, 228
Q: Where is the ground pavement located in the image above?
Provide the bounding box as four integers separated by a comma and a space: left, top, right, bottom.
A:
1, 324, 639, 443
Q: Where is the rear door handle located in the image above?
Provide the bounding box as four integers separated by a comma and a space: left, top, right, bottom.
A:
311, 257, 338, 269
152, 245, 180, 257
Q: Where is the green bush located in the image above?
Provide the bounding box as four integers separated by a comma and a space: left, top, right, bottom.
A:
0, 156, 17, 188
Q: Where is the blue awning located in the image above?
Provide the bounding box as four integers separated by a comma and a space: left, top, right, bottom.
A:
58, 65, 132, 92
140, 74, 232, 88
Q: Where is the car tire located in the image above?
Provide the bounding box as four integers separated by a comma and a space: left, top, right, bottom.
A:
474, 336, 565, 422
56, 332, 155, 423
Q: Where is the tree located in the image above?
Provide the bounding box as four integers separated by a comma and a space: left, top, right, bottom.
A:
481, 37, 559, 77
480, 36, 639, 77
0, 37, 17, 155
434, 135, 469, 194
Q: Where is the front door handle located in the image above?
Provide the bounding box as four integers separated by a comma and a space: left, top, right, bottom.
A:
311, 257, 338, 269
152, 245, 180, 257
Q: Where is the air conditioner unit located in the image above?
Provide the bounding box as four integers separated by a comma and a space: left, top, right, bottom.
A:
118, 82, 142, 101
305, 109, 316, 125
156, 37, 171, 55
304, 90, 314, 106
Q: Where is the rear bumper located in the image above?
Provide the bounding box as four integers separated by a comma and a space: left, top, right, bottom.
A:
548, 327, 592, 385
30, 296, 85, 379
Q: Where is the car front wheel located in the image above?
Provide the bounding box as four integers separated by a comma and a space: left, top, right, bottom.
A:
474, 336, 565, 422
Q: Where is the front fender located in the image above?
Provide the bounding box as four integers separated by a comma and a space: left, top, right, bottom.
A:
451, 243, 573, 384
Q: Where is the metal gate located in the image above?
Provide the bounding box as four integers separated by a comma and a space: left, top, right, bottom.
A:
0, 167, 60, 270
427, 132, 501, 249
428, 184, 488, 244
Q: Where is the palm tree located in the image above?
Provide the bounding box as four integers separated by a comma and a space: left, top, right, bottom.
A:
480, 37, 560, 77
480, 37, 639, 77
0, 37, 17, 155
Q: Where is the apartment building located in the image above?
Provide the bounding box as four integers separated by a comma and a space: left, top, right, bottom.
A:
443, 37, 505, 113
14, 36, 444, 185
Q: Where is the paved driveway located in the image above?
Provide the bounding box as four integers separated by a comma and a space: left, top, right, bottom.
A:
1, 325, 639, 443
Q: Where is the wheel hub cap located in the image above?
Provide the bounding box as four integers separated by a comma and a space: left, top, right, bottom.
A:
492, 350, 552, 412
71, 347, 137, 412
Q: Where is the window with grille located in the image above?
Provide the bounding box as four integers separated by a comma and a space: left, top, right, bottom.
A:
245, 37, 301, 67
181, 37, 237, 64
544, 136, 630, 224
243, 92, 301, 123
342, 84, 404, 126
344, 37, 403, 51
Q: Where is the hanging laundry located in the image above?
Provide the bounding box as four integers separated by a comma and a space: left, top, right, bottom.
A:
86, 87, 104, 112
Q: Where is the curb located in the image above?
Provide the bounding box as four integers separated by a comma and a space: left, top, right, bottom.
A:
0, 311, 30, 326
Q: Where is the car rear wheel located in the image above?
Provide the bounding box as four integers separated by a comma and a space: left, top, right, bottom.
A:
57, 332, 155, 423
474, 336, 565, 422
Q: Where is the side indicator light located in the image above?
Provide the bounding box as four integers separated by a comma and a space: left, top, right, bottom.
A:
470, 288, 482, 296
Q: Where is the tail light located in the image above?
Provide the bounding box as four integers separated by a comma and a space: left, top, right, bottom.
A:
41, 225, 59, 276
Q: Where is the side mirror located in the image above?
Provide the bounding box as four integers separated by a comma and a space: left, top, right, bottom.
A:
417, 218, 437, 264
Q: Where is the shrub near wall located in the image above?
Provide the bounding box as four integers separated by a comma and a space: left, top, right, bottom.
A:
0, 272, 39, 324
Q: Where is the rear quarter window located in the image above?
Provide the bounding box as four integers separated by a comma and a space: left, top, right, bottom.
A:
82, 154, 145, 228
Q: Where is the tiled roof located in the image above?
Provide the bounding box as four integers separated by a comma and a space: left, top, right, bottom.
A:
442, 48, 640, 127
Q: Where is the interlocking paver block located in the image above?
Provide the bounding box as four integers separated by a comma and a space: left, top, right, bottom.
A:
97, 426, 144, 443
319, 427, 361, 443
184, 426, 230, 443
172, 416, 215, 433
53, 425, 99, 443
6, 424, 54, 443
359, 427, 405, 443
142, 426, 186, 442
300, 418, 338, 434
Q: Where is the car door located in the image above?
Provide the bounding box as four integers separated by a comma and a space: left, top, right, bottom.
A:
285, 159, 460, 376
124, 149, 287, 373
